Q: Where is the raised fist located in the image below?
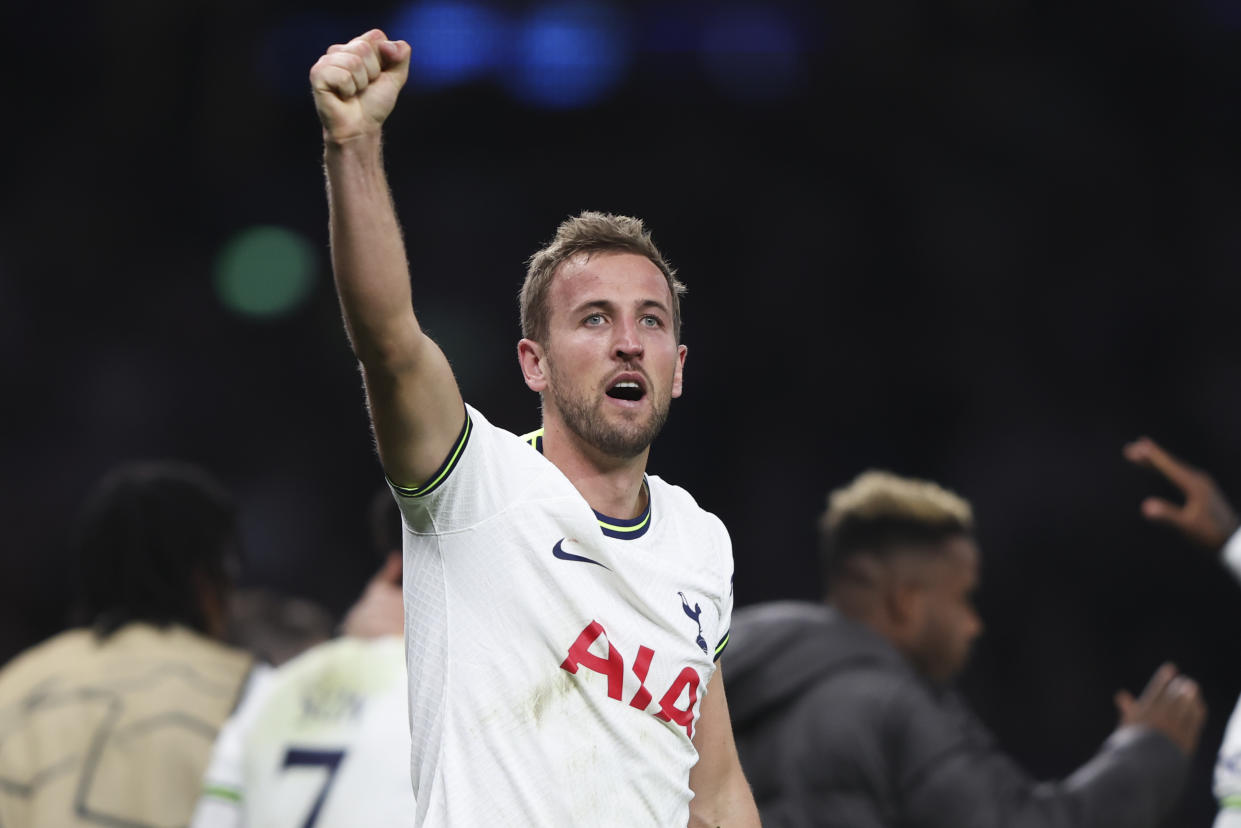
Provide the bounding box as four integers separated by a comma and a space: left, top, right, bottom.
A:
310, 29, 411, 145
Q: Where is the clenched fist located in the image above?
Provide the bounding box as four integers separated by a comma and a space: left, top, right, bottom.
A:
310, 29, 411, 145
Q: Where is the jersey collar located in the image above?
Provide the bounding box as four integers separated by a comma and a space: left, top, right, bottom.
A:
521, 427, 652, 540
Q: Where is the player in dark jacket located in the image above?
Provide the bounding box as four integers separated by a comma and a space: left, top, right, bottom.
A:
725, 470, 1203, 828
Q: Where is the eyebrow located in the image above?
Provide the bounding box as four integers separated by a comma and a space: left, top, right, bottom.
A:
572, 298, 671, 316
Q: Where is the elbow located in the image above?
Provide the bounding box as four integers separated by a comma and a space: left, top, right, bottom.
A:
351, 325, 422, 375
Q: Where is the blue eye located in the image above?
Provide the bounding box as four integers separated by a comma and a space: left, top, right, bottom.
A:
584, 313, 604, 325
640, 315, 661, 327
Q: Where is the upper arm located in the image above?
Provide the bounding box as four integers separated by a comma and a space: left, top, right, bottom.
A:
360, 333, 466, 491
688, 666, 761, 828
322, 140, 467, 490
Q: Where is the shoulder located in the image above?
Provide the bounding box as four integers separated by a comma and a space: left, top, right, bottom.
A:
263, 635, 405, 696
648, 474, 729, 539
466, 404, 540, 456
0, 628, 93, 691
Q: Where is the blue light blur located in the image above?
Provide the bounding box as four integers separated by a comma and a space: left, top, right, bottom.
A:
1203, 0, 1241, 30
699, 5, 805, 103
506, 2, 631, 109
388, 1, 508, 88
258, 14, 357, 99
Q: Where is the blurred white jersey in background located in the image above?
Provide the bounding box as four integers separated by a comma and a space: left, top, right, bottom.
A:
190, 635, 412, 827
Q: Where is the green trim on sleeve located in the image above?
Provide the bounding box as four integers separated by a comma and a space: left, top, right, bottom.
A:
389, 411, 473, 499
202, 784, 243, 803
1221, 794, 1241, 811
713, 628, 730, 662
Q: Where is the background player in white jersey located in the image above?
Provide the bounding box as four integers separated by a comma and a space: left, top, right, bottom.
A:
1124, 436, 1241, 827
190, 490, 412, 827
309, 28, 760, 827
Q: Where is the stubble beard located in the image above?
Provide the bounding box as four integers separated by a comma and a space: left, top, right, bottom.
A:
545, 364, 670, 460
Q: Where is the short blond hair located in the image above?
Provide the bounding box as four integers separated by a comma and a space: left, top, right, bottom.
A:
519, 211, 686, 344
819, 470, 974, 587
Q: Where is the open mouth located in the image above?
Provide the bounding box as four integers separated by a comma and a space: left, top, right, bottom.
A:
606, 379, 646, 402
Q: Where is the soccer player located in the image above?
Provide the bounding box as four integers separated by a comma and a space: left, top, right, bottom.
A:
1124, 436, 1241, 828
725, 470, 1204, 828
309, 29, 759, 827
191, 490, 413, 827
0, 461, 254, 828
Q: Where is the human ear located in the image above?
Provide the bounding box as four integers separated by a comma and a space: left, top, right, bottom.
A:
671, 344, 687, 398
518, 338, 547, 392
885, 573, 926, 635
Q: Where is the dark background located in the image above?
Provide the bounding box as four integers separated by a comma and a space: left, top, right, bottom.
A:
4, 0, 1241, 823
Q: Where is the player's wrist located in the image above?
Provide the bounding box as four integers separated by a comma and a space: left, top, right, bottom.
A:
322, 127, 384, 155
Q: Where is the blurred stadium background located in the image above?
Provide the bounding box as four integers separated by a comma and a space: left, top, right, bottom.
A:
4, 0, 1241, 823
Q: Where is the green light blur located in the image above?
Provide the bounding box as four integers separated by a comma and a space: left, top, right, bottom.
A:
214, 226, 317, 318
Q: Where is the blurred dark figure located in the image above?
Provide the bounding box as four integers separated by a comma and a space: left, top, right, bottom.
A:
224, 587, 336, 667
190, 488, 412, 826
1124, 436, 1241, 828
725, 470, 1204, 828
0, 460, 254, 828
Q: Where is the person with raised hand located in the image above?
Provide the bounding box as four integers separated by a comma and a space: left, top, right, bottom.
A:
725, 470, 1204, 828
1126, 435, 1241, 827
309, 29, 758, 828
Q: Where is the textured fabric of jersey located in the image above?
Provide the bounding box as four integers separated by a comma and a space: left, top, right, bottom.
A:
725, 601, 1189, 828
390, 404, 734, 827
1216, 692, 1241, 828
191, 635, 412, 827
0, 623, 252, 828
1215, 530, 1241, 828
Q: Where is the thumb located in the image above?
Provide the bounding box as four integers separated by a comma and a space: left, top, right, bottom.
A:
378, 39, 411, 68
1115, 690, 1135, 719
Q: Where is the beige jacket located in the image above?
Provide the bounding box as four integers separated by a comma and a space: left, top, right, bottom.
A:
0, 623, 252, 828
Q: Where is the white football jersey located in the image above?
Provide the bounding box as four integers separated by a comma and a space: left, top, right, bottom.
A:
1216, 530, 1241, 828
391, 404, 734, 827
190, 636, 412, 827
1216, 689, 1241, 828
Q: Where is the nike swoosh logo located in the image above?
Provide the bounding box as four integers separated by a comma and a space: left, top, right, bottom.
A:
552, 538, 610, 570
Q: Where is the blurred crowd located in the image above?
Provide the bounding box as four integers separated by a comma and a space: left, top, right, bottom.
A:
1, 437, 1239, 825
5, 2, 1241, 826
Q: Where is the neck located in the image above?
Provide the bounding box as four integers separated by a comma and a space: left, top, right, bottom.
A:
540, 417, 650, 519
829, 589, 895, 643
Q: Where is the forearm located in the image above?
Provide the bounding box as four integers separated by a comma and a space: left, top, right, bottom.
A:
688, 668, 761, 827
324, 135, 421, 369
896, 734, 1182, 828
1052, 724, 1188, 828
687, 763, 761, 828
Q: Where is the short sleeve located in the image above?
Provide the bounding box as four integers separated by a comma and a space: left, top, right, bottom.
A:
1216, 695, 1241, 814
190, 664, 275, 827
1223, 529, 1241, 587
712, 520, 735, 663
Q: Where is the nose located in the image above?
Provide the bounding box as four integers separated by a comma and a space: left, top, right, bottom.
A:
613, 317, 643, 360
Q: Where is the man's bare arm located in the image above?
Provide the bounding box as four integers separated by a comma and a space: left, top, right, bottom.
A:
688, 667, 761, 828
310, 29, 465, 489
